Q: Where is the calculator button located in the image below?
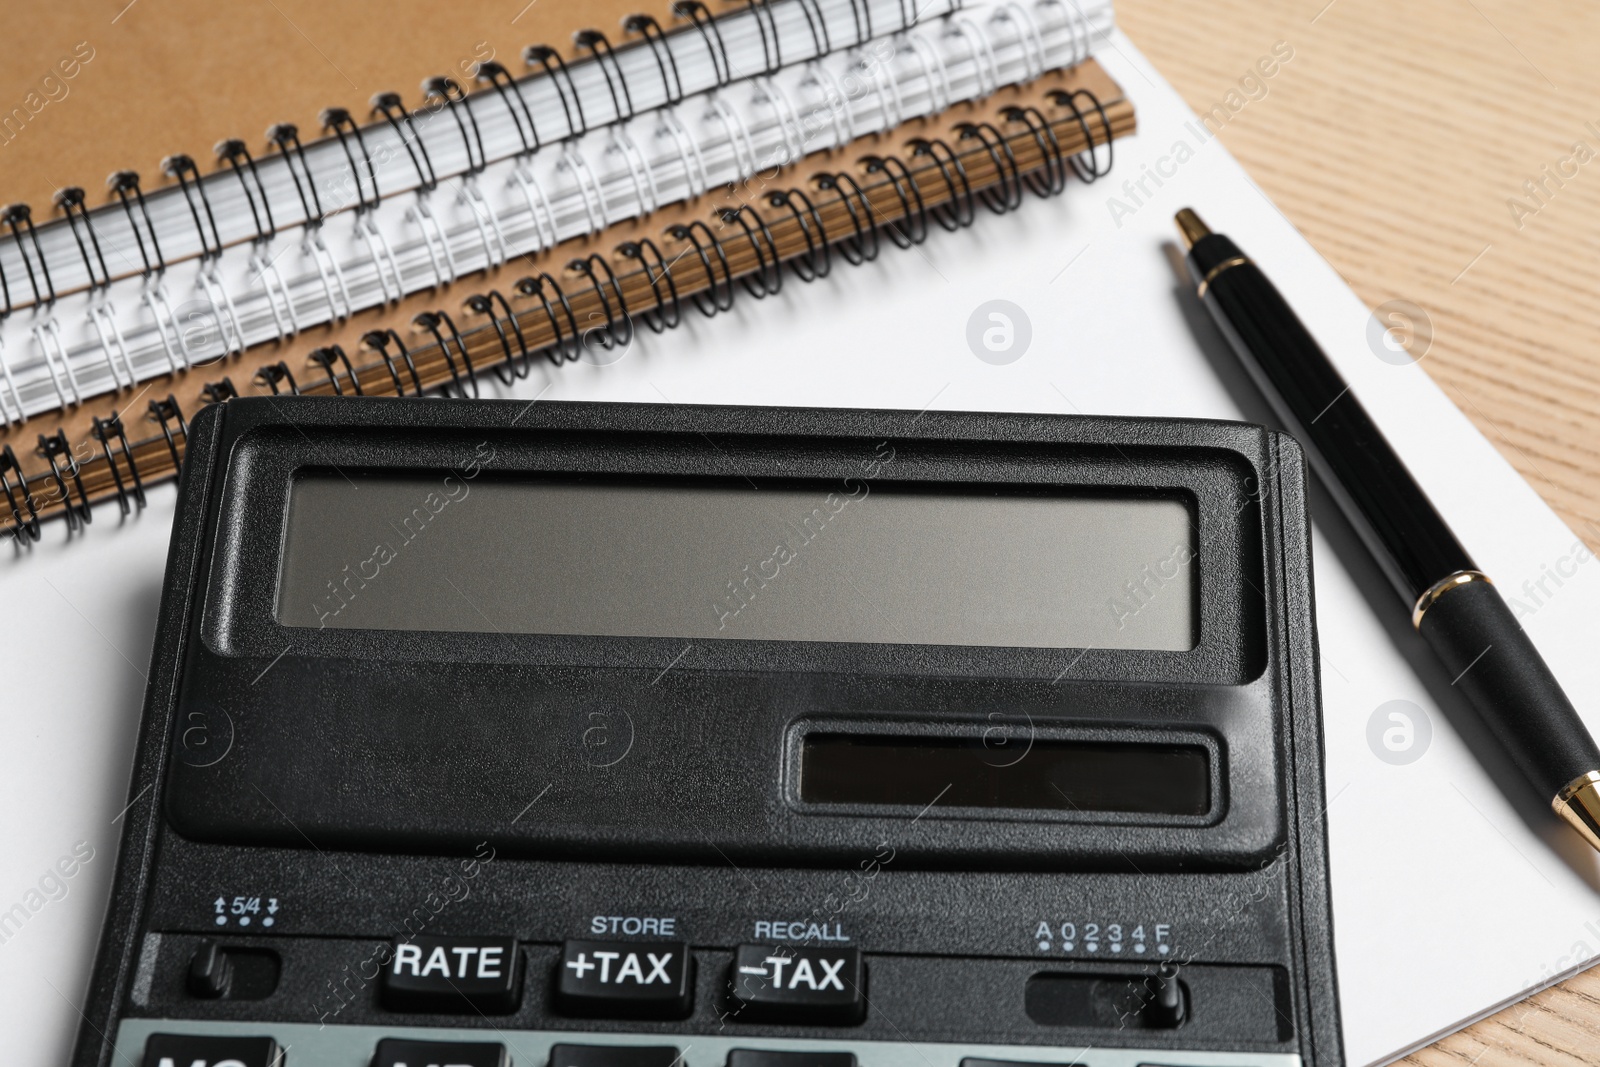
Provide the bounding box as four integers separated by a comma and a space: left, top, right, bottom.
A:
728, 945, 865, 1023
726, 1050, 857, 1067
141, 1033, 283, 1067
548, 1044, 684, 1067
380, 934, 520, 1013
372, 1038, 507, 1067
554, 939, 693, 1018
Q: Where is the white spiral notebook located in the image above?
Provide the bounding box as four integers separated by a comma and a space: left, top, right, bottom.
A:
3, 19, 1599, 1067
0, 0, 1110, 425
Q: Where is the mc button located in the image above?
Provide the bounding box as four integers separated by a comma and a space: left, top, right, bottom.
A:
141, 1033, 283, 1067
728, 945, 864, 1023
555, 939, 693, 1019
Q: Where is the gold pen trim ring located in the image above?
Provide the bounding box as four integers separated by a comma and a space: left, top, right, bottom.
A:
1196, 256, 1251, 299
1554, 771, 1600, 851
1410, 569, 1493, 629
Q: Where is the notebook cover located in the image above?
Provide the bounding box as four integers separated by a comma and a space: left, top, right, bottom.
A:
0, 0, 661, 215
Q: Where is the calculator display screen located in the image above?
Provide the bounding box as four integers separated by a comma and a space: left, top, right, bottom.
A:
275, 473, 1196, 650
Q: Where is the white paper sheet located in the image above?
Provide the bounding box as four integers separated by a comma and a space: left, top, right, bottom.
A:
4, 27, 1598, 1067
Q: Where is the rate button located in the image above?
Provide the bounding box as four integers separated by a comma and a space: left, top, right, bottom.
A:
381, 934, 520, 1013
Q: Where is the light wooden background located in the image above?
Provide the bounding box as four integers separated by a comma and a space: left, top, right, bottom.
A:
1119, 0, 1600, 1063
4, 0, 1595, 1061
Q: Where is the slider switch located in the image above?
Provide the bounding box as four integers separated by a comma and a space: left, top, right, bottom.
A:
187, 939, 233, 999
1144, 964, 1187, 1028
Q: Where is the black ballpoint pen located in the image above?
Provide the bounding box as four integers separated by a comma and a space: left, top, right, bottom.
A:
1174, 207, 1600, 853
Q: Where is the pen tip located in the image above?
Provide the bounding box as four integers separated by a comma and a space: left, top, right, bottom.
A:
1175, 208, 1211, 250
1555, 771, 1600, 853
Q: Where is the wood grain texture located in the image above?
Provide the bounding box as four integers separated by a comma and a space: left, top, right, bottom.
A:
1118, 1, 1600, 1063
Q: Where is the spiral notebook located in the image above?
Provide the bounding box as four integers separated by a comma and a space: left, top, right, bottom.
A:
0, 0, 1117, 532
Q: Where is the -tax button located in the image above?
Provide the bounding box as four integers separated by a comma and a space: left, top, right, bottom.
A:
372, 1039, 507, 1067
381, 934, 520, 1013
728, 945, 864, 1023
555, 939, 693, 1018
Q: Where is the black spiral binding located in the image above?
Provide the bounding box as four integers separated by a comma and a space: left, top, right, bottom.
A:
266, 124, 327, 225
666, 220, 735, 316
576, 31, 638, 122
419, 77, 486, 174
3, 89, 1117, 538
363, 329, 426, 397
147, 395, 187, 472
384, 92, 1113, 382
308, 345, 364, 396
674, 1, 733, 87
320, 108, 382, 213
90, 413, 145, 516
792, 0, 831, 56
413, 311, 479, 398
524, 46, 589, 139
1001, 107, 1066, 197
216, 140, 279, 243
466, 291, 533, 384
201, 377, 239, 404
255, 361, 301, 396
3, 203, 56, 310
161, 155, 225, 260
1048, 88, 1114, 181
624, 15, 685, 105
372, 94, 439, 193
0, 0, 884, 316
618, 238, 684, 330
744, 0, 784, 75
54, 188, 110, 290
37, 430, 92, 532
956, 123, 1023, 214
862, 155, 929, 248
1, 443, 42, 541
765, 187, 831, 281
570, 253, 636, 349
719, 205, 783, 297
514, 274, 583, 363
814, 172, 879, 264
107, 171, 166, 276
468, 65, 532, 160
844, 0, 872, 44
909, 138, 974, 230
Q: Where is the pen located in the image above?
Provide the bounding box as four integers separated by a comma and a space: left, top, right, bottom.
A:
1174, 207, 1600, 853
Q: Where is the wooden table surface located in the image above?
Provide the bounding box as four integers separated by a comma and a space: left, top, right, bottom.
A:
4, 0, 1593, 1060
1119, 0, 1600, 1062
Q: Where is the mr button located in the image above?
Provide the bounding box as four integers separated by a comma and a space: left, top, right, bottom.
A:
728, 945, 864, 1023
372, 1038, 507, 1067
555, 939, 693, 1018
382, 935, 520, 1013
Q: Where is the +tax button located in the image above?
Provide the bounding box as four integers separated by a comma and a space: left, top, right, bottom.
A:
555, 939, 693, 1019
